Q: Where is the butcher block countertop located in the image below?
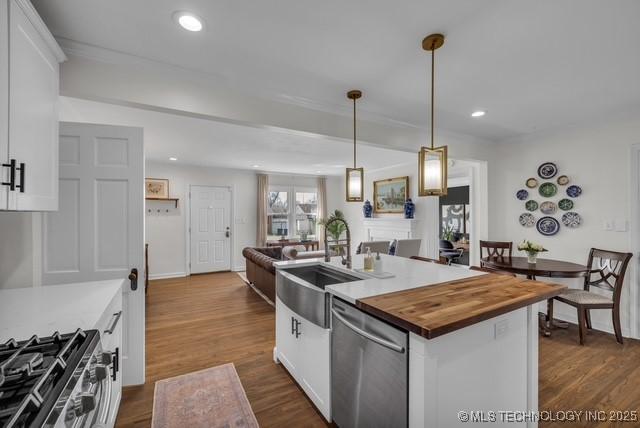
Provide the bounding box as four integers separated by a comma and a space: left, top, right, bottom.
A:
357, 274, 567, 339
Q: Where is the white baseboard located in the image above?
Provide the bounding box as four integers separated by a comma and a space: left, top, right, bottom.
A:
232, 265, 246, 272
552, 307, 632, 338
149, 272, 187, 280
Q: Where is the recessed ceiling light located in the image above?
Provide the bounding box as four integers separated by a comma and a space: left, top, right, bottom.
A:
252, 164, 260, 168
169, 157, 178, 161
471, 110, 486, 117
173, 11, 204, 32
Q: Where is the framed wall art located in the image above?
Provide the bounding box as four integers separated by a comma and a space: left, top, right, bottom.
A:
373, 176, 409, 213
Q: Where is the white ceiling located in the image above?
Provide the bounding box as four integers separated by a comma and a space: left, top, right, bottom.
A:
59, 97, 414, 175
35, 0, 640, 142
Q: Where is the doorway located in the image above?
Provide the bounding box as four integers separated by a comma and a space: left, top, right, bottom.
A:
189, 185, 232, 274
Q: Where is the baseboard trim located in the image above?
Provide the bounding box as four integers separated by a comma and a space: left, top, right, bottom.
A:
149, 272, 187, 280
552, 309, 632, 339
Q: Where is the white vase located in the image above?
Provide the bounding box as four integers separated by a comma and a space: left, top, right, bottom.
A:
527, 252, 538, 264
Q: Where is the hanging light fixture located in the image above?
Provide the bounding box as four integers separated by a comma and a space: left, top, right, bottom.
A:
345, 90, 364, 202
418, 33, 448, 197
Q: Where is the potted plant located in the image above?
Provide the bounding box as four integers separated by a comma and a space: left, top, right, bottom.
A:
441, 225, 455, 242
319, 210, 348, 255
517, 240, 547, 264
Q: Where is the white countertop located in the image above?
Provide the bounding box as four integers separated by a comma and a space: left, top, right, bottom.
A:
0, 280, 123, 342
275, 254, 484, 304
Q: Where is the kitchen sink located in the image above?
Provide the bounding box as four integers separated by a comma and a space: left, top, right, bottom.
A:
282, 264, 362, 290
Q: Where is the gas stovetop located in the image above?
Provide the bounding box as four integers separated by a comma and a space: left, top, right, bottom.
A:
0, 329, 99, 428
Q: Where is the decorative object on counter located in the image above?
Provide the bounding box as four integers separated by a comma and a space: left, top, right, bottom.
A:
519, 213, 536, 227
374, 176, 409, 213
362, 200, 373, 218
536, 216, 561, 236
537, 162, 558, 179
540, 201, 557, 215
363, 247, 374, 272
516, 189, 529, 200
566, 185, 582, 198
146, 178, 170, 199
319, 210, 348, 255
558, 198, 574, 211
403, 198, 415, 219
345, 90, 364, 202
517, 240, 548, 264
525, 200, 538, 211
418, 34, 449, 197
561, 212, 582, 228
526, 178, 538, 188
538, 182, 558, 198
557, 175, 570, 185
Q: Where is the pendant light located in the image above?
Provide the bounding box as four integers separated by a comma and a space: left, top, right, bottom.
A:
345, 90, 364, 202
418, 34, 448, 197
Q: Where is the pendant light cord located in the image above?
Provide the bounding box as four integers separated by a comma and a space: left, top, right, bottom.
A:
430, 41, 435, 150
353, 97, 357, 168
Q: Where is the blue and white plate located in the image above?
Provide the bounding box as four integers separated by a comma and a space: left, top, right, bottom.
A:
516, 189, 529, 200
562, 212, 582, 228
566, 185, 582, 198
519, 213, 536, 227
538, 162, 558, 179
537, 216, 560, 236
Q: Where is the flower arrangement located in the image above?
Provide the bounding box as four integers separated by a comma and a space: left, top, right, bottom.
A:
517, 240, 547, 264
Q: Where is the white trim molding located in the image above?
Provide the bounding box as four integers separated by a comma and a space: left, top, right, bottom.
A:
629, 143, 640, 339
15, 0, 66, 62
363, 218, 420, 241
149, 272, 187, 281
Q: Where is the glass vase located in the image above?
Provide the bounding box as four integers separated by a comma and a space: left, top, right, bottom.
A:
527, 252, 538, 264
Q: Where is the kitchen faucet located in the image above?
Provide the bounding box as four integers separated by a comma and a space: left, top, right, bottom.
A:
323, 218, 352, 269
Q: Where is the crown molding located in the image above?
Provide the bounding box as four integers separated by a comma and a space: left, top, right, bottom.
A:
15, 0, 66, 62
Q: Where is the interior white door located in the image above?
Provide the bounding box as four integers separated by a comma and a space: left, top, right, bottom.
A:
189, 185, 231, 274
42, 122, 145, 386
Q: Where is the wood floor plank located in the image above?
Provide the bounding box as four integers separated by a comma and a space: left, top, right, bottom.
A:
116, 272, 640, 427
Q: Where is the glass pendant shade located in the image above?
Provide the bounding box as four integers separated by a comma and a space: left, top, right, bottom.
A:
346, 167, 364, 202
418, 146, 447, 196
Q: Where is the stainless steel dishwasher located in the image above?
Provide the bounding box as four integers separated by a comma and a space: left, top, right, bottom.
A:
331, 297, 409, 428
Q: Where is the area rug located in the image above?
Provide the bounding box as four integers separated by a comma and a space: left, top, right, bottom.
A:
151, 363, 259, 428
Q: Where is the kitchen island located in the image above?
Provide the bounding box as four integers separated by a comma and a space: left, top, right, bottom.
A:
273, 254, 566, 428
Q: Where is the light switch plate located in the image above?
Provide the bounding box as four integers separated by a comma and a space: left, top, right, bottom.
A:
603, 220, 614, 231
614, 219, 628, 232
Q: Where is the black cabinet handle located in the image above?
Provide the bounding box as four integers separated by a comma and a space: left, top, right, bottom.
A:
16, 162, 24, 193
111, 347, 120, 381
2, 159, 16, 191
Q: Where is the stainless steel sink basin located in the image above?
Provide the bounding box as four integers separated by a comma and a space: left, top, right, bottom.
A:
276, 264, 362, 328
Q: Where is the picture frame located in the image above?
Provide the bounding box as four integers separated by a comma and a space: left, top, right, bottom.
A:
373, 176, 409, 213
145, 178, 170, 199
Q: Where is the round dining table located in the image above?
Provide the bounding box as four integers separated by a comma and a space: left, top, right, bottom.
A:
481, 256, 590, 335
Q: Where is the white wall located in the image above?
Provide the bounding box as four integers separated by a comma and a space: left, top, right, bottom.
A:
490, 110, 640, 338
0, 213, 38, 288
145, 161, 257, 279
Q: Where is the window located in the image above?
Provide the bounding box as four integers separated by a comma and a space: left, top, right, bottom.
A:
267, 186, 317, 240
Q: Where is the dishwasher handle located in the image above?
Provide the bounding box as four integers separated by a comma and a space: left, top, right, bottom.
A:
331, 309, 405, 354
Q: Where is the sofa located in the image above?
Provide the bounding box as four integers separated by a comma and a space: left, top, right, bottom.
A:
242, 246, 282, 302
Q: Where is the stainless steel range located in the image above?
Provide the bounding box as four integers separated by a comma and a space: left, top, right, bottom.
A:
0, 329, 118, 428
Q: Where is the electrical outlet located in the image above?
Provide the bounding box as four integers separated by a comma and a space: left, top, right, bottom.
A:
494, 319, 509, 339
614, 219, 628, 232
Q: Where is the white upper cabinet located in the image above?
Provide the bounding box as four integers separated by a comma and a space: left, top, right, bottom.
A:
0, 0, 65, 211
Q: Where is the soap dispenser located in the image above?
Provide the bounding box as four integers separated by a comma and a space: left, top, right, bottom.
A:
374, 251, 383, 274
364, 247, 374, 272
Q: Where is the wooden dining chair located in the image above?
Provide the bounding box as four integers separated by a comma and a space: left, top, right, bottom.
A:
549, 248, 632, 345
410, 256, 445, 265
479, 240, 513, 266
469, 265, 516, 277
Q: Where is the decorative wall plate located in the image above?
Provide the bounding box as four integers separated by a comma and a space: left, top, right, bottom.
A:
526, 178, 538, 188
558, 198, 574, 211
537, 162, 558, 179
525, 200, 538, 211
516, 189, 529, 200
566, 185, 582, 198
557, 175, 570, 185
537, 216, 560, 236
519, 213, 536, 227
562, 212, 582, 228
538, 182, 557, 198
540, 201, 557, 215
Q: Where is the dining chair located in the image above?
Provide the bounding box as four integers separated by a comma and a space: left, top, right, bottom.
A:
394, 239, 422, 258
469, 266, 516, 277
549, 248, 632, 345
439, 240, 463, 265
410, 256, 445, 265
479, 240, 513, 266
357, 240, 391, 255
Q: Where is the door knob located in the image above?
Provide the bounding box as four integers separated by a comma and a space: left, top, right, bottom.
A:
129, 268, 138, 290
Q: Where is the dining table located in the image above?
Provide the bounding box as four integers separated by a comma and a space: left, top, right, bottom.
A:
481, 256, 591, 335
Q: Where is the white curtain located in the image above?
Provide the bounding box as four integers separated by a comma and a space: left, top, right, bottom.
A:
257, 174, 269, 247
317, 177, 328, 249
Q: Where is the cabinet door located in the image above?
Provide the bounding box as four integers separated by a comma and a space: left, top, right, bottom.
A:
300, 320, 331, 421
275, 298, 300, 376
7, 0, 59, 211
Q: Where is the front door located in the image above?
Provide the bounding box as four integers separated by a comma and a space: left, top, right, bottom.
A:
42, 122, 145, 386
189, 185, 231, 274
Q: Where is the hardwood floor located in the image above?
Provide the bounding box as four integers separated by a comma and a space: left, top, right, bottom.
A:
116, 272, 640, 428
